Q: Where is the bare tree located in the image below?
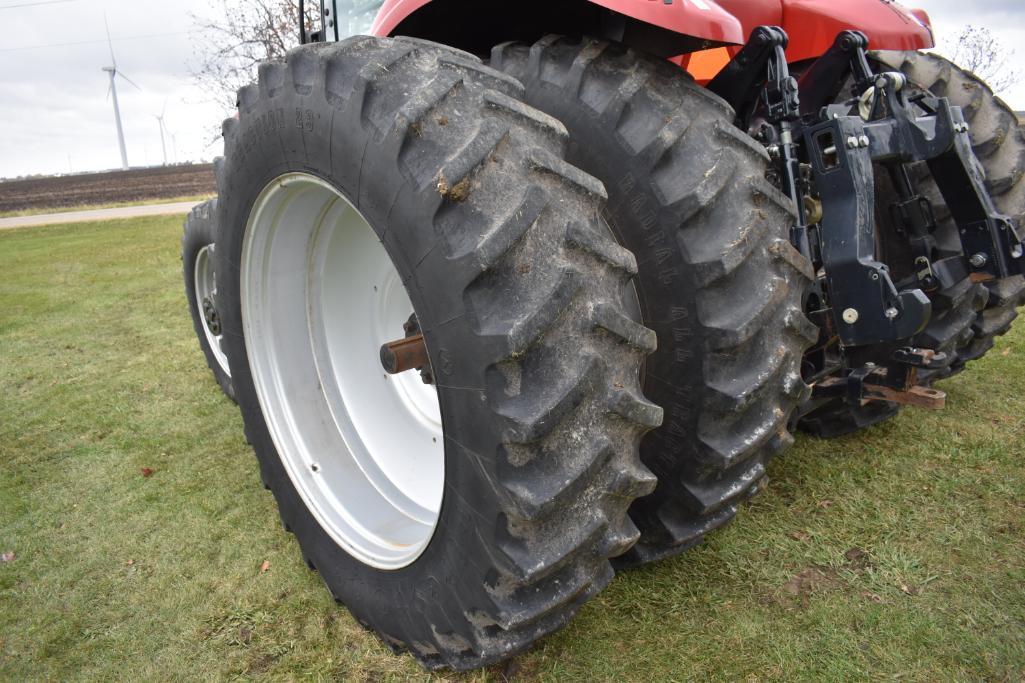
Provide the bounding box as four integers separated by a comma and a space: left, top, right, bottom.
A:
190, 0, 317, 112
191, 0, 384, 113
944, 25, 1021, 95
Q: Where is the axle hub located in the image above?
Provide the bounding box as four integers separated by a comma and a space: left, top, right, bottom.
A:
380, 315, 434, 384
202, 296, 221, 336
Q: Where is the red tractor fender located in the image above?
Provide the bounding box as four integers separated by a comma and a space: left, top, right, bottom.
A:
711, 1, 933, 59
682, 0, 933, 80
372, 0, 747, 45
370, 0, 427, 37
371, 0, 933, 64
780, 0, 933, 62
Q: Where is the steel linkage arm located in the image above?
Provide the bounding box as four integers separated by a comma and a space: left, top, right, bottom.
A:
802, 113, 932, 346
708, 27, 812, 262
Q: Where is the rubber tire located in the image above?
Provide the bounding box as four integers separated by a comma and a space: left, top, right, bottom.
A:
873, 50, 1025, 375
215, 37, 661, 670
492, 36, 817, 566
182, 198, 235, 402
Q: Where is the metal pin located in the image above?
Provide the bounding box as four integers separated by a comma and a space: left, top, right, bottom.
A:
380, 334, 429, 375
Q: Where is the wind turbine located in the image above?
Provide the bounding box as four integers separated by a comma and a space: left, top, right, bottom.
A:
153, 100, 168, 166
102, 15, 141, 170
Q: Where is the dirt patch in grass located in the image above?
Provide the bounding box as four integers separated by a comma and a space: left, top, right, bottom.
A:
779, 547, 878, 606
783, 566, 841, 600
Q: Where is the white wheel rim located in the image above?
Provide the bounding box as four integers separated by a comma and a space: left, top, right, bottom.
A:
240, 172, 445, 570
194, 244, 231, 378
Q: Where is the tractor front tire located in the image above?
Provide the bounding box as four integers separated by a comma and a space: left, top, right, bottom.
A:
182, 198, 234, 401
493, 36, 817, 566
215, 37, 660, 670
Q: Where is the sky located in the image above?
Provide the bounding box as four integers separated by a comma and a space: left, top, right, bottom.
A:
1, 0, 1024, 179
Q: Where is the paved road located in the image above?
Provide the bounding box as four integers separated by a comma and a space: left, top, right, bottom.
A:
0, 200, 204, 231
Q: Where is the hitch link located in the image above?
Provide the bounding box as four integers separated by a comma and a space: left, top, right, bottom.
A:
813, 365, 947, 411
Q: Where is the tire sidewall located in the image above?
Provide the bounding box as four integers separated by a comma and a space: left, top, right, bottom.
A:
183, 200, 235, 401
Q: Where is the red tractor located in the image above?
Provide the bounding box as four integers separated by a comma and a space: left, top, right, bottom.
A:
181, 0, 1025, 670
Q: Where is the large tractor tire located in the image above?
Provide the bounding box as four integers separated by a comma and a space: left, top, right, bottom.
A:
182, 198, 234, 401
492, 37, 817, 566
214, 36, 660, 670
873, 50, 1025, 375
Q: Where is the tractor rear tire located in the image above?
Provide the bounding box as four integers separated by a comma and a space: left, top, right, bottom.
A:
873, 50, 1025, 375
182, 198, 234, 401
492, 36, 817, 566
214, 37, 659, 670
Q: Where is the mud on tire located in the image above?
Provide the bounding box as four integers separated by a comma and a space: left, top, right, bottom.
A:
493, 36, 817, 566
214, 36, 661, 670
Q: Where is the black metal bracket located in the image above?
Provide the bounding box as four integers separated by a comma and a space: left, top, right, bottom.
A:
918, 113, 1025, 279
793, 28, 1024, 345
844, 364, 876, 405
803, 113, 932, 346
709, 25, 1023, 358
825, 34, 1025, 281
299, 0, 330, 44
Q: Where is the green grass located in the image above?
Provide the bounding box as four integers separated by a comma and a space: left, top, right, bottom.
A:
0, 195, 214, 219
1, 217, 1023, 681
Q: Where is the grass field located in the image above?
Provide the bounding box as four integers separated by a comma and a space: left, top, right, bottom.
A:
1, 217, 1023, 681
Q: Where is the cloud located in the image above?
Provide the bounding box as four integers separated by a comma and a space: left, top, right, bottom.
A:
0, 0, 224, 176
1, 0, 1023, 178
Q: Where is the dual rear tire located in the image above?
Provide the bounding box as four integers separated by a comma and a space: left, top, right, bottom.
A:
189, 34, 1016, 671
492, 36, 816, 565
190, 33, 816, 667
182, 199, 234, 402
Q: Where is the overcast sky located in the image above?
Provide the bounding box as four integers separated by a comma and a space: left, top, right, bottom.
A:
1, 0, 1023, 179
